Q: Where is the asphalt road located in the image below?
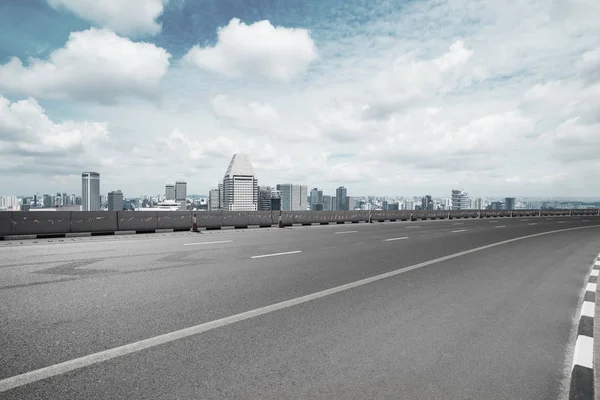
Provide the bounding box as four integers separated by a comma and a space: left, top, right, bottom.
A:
1, 216, 599, 399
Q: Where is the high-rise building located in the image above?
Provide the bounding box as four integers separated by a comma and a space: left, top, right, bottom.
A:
277, 184, 308, 211
209, 188, 220, 210
82, 172, 100, 211
258, 186, 273, 211
270, 190, 282, 211
474, 197, 486, 210
43, 194, 51, 208
175, 181, 187, 201
323, 195, 332, 211
388, 202, 399, 211
218, 183, 224, 209
108, 190, 124, 211
222, 153, 259, 211
336, 186, 348, 211
310, 188, 324, 211
165, 184, 176, 200
505, 197, 516, 210
451, 189, 469, 210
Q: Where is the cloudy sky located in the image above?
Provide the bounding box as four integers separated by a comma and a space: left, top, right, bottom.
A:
0, 0, 599, 198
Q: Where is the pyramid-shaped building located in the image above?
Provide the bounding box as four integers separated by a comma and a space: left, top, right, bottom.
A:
222, 153, 259, 211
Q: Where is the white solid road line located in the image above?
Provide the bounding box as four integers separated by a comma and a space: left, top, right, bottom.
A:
452, 229, 466, 233
591, 269, 599, 276
586, 283, 597, 292
334, 231, 357, 235
384, 237, 409, 242
1, 224, 600, 393
250, 250, 302, 259
572, 336, 593, 369
581, 301, 594, 318
183, 240, 233, 246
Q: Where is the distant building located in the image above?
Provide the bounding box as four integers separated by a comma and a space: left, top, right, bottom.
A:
258, 186, 273, 211
165, 184, 175, 200
277, 184, 308, 211
310, 188, 324, 211
108, 190, 124, 211
209, 188, 220, 210
175, 181, 187, 202
505, 197, 516, 210
82, 172, 100, 211
222, 154, 259, 211
336, 186, 349, 211
270, 190, 282, 211
323, 195, 333, 211
451, 189, 469, 210
388, 202, 400, 211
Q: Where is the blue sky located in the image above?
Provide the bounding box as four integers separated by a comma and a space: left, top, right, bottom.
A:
0, 0, 599, 197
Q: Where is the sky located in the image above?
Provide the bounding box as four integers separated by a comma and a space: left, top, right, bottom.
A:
0, 0, 599, 198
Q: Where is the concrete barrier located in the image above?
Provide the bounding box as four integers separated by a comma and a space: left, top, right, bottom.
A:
157, 211, 192, 230
0, 212, 11, 236
117, 211, 159, 231
10, 211, 71, 235
70, 211, 118, 233
2, 209, 599, 237
247, 211, 274, 227
196, 211, 222, 229
221, 211, 251, 228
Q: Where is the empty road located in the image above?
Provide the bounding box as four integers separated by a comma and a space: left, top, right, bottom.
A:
1, 216, 599, 399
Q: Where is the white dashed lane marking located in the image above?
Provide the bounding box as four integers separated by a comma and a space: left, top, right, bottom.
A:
452, 229, 467, 233
250, 251, 302, 259
384, 237, 409, 242
334, 231, 357, 235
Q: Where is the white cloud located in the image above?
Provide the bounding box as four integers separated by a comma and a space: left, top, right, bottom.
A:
0, 28, 171, 104
3, 0, 600, 197
0, 96, 109, 174
47, 0, 168, 37
183, 18, 318, 82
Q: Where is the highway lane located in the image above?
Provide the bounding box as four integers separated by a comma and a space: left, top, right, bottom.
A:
1, 216, 598, 290
1, 219, 599, 398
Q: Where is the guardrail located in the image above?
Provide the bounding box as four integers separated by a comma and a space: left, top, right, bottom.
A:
0, 209, 599, 238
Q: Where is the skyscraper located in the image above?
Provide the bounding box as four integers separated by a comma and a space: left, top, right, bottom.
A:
165, 184, 175, 200
277, 184, 308, 211
310, 188, 324, 210
451, 189, 469, 210
336, 186, 349, 211
209, 188, 220, 210
82, 172, 100, 211
505, 197, 516, 210
175, 181, 187, 201
222, 153, 259, 211
108, 190, 123, 211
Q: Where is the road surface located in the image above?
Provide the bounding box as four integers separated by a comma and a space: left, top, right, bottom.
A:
1, 216, 598, 399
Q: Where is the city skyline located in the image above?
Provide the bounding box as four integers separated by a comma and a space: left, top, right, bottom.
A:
1, 1, 599, 197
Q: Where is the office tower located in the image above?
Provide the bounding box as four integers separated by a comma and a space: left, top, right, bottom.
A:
310, 188, 324, 211
451, 189, 469, 210
323, 195, 332, 211
505, 197, 516, 210
259, 186, 273, 211
336, 186, 348, 211
270, 190, 282, 211
388, 202, 400, 211
165, 184, 175, 200
277, 184, 308, 211
108, 190, 124, 211
209, 188, 220, 210
218, 183, 224, 209
175, 181, 187, 201
222, 153, 259, 211
82, 172, 100, 211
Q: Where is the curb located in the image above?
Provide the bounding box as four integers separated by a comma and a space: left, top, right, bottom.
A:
569, 254, 598, 400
